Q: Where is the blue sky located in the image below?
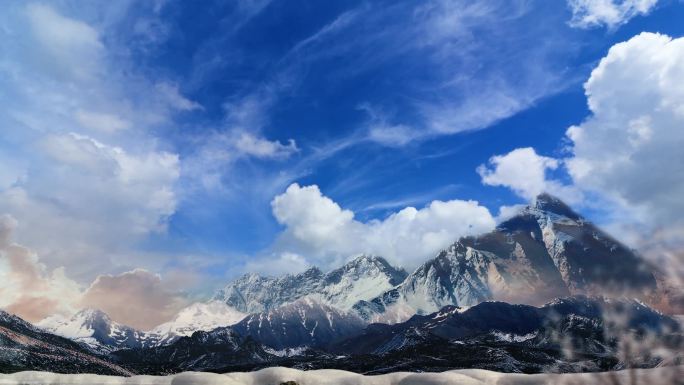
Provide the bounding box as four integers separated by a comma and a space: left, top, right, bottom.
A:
1, 0, 684, 327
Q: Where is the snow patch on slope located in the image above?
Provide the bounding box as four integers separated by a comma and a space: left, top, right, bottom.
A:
147, 301, 246, 346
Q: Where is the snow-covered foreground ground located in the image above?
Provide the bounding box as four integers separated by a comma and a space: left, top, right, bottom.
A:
0, 367, 681, 385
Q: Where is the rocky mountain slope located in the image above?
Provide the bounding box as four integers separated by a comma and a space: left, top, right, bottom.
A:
38, 301, 246, 352
213, 255, 407, 313
145, 301, 246, 346
232, 298, 365, 349
109, 296, 681, 375
0, 310, 132, 375
37, 309, 146, 353
340, 296, 678, 355
353, 194, 658, 322
113, 327, 272, 374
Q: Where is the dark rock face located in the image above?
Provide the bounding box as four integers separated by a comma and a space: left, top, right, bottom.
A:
112, 327, 272, 374
232, 298, 365, 349
108, 296, 680, 375
0, 311, 132, 375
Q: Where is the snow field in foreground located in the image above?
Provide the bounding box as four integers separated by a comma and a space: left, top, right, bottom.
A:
0, 367, 681, 385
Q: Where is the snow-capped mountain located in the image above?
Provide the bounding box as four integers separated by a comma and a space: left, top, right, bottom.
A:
213, 254, 407, 313
37, 308, 146, 353
318, 254, 408, 310
232, 297, 366, 349
353, 193, 658, 322
109, 296, 680, 374
145, 301, 246, 346
0, 310, 132, 375
338, 296, 679, 356
112, 326, 273, 373
38, 302, 246, 351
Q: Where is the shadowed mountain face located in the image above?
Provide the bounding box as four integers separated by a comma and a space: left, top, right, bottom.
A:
0, 311, 132, 375
232, 298, 365, 350
338, 296, 679, 356
353, 194, 658, 322
109, 296, 681, 375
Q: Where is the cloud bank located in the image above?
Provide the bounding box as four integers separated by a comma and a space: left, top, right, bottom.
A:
0, 214, 187, 329
270, 183, 496, 269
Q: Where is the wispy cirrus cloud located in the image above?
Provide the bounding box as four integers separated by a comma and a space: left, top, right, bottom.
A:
567, 0, 658, 29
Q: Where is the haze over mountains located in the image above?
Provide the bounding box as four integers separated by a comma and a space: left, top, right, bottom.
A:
2, 194, 680, 375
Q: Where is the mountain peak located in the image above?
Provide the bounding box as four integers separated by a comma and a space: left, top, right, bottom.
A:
531, 193, 581, 220
75, 308, 111, 322
346, 254, 388, 269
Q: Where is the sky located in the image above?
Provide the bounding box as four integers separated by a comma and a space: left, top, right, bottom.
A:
0, 0, 683, 329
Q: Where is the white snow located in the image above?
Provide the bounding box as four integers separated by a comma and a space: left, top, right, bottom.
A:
0, 367, 680, 385
262, 346, 308, 357
36, 309, 139, 352
148, 301, 246, 345
492, 331, 538, 343
38, 302, 246, 350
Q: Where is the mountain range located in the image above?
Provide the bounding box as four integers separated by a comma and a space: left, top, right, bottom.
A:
213, 254, 408, 313
2, 193, 679, 375
353, 193, 658, 322
109, 295, 680, 375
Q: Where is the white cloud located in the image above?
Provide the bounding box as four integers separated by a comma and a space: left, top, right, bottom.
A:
155, 82, 203, 112
495, 204, 528, 223
270, 183, 496, 269
565, 32, 684, 227
477, 147, 559, 200
234, 132, 299, 159
567, 0, 658, 29
0, 133, 179, 278
76, 110, 131, 133
24, 3, 103, 80
0, 3, 195, 281
477, 147, 581, 204
243, 252, 312, 276
0, 215, 81, 323
81, 269, 189, 330
0, 213, 192, 328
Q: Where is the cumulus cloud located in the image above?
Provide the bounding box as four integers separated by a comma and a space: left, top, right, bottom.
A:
479, 33, 684, 229
0, 133, 179, 278
477, 147, 581, 204
81, 269, 188, 330
567, 0, 658, 29
0, 215, 81, 322
270, 184, 496, 269
565, 32, 684, 228
478, 33, 684, 295
0, 3, 196, 280
0, 214, 190, 328
477, 148, 559, 199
